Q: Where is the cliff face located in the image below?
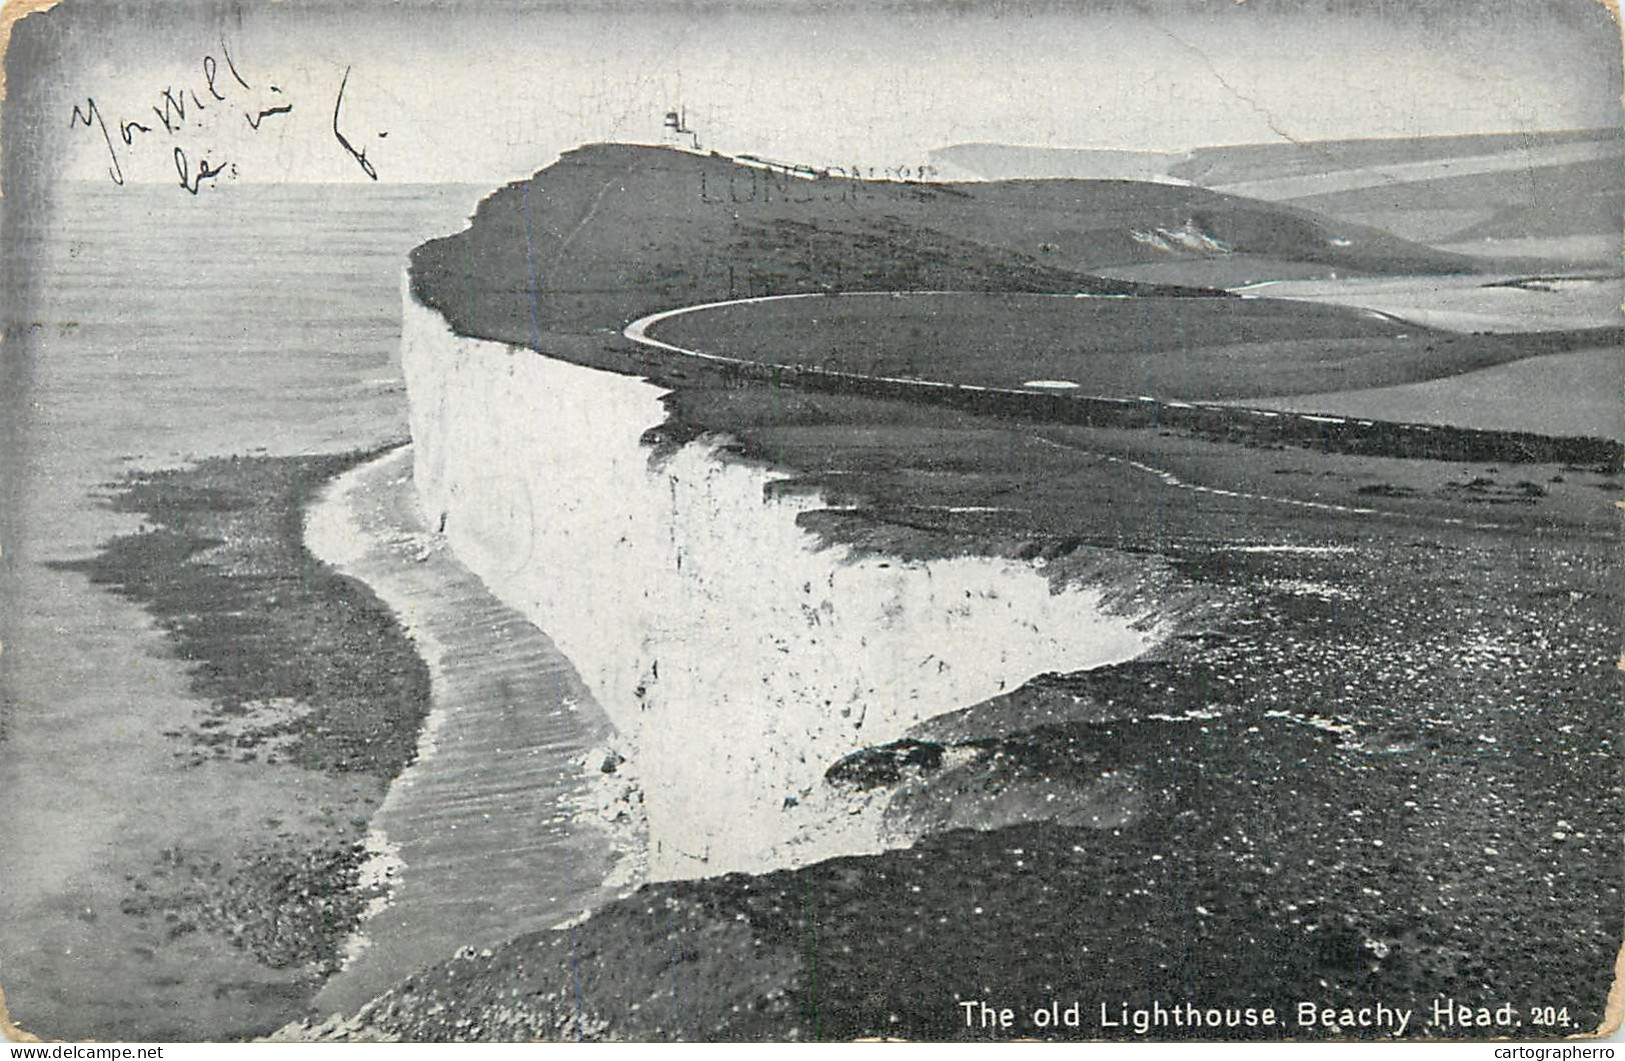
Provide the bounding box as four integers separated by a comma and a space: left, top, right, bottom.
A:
401, 284, 1159, 880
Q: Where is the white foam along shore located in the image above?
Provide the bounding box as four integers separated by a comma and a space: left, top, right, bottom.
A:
399, 275, 1163, 881
304, 446, 634, 1016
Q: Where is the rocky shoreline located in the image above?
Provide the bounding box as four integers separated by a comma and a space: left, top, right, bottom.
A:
48, 449, 433, 1010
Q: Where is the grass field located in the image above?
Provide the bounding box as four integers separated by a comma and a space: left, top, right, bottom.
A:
645, 290, 1617, 403
1232, 347, 1623, 441
1239, 274, 1623, 333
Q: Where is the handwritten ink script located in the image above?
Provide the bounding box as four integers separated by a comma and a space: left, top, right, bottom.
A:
69, 41, 383, 193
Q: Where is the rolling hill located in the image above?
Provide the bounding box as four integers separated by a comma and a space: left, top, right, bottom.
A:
935, 129, 1624, 269
409, 142, 1489, 364
1174, 127, 1624, 266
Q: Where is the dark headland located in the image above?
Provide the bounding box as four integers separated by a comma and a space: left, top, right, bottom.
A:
308, 142, 1624, 1041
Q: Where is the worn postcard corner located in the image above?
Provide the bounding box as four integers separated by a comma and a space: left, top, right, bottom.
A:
1, 0, 1623, 1046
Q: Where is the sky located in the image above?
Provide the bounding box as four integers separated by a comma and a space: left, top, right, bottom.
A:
6, 0, 1623, 188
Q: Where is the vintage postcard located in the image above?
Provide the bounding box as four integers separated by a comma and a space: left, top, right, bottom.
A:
1, 0, 1621, 1044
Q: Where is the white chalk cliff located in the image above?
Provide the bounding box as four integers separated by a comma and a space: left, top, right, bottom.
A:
400, 280, 1158, 880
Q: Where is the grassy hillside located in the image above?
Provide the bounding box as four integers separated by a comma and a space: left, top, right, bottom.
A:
646, 290, 1616, 402
1285, 157, 1623, 266
1286, 156, 1623, 240
1234, 347, 1623, 440
408, 143, 1485, 367
411, 141, 1619, 456
1159, 128, 1623, 266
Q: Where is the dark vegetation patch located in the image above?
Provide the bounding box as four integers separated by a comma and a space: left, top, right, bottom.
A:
1440, 476, 1550, 504
50, 448, 431, 779
825, 739, 946, 791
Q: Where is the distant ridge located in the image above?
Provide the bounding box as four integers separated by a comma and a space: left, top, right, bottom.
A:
929, 128, 1621, 195
1174, 127, 1624, 263
930, 143, 1190, 183
1168, 126, 1623, 190
935, 129, 1623, 266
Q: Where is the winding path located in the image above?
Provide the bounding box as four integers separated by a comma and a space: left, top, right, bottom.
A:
624, 290, 1399, 429
621, 291, 1542, 532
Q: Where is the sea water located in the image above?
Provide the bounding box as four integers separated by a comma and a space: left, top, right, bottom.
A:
0, 181, 481, 1040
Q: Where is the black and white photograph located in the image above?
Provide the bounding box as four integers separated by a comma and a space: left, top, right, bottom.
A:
1, 0, 1621, 1044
